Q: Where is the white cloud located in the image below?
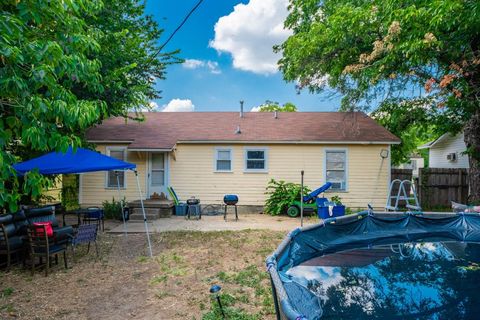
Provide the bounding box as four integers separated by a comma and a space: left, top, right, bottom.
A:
183, 59, 204, 69
161, 99, 195, 112
250, 106, 262, 112
182, 59, 221, 74
210, 0, 291, 75
206, 61, 221, 74
149, 101, 160, 110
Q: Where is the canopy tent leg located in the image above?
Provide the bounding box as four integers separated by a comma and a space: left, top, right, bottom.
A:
134, 170, 153, 257
300, 170, 304, 227
116, 172, 128, 237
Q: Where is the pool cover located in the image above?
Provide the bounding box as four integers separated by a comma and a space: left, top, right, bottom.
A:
266, 211, 480, 320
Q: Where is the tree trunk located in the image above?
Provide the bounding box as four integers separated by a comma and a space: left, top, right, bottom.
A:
464, 109, 480, 203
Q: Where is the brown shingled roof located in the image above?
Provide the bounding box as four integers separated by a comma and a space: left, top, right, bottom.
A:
86, 112, 400, 149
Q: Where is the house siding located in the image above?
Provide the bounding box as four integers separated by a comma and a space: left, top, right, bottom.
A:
80, 145, 148, 207
169, 143, 390, 210
80, 143, 390, 210
429, 133, 469, 169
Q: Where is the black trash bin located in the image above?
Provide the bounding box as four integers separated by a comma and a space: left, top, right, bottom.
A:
121, 207, 130, 221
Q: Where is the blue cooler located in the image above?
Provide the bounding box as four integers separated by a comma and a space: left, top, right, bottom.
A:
175, 203, 188, 216
317, 202, 345, 219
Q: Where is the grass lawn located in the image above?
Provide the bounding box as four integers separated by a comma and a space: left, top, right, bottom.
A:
0, 230, 286, 319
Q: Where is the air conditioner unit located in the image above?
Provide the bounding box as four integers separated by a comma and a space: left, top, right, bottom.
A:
447, 152, 457, 161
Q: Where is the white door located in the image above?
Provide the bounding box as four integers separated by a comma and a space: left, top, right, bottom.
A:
148, 153, 167, 197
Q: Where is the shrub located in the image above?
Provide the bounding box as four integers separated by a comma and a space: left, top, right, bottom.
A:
264, 179, 310, 216
102, 197, 125, 219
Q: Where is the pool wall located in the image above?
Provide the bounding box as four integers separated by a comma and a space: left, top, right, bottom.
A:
266, 211, 480, 320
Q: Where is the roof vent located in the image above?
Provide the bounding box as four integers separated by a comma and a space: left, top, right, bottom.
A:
240, 100, 244, 118
274, 111, 278, 119
235, 125, 241, 134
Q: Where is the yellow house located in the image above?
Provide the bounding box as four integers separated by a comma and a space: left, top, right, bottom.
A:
81, 112, 399, 211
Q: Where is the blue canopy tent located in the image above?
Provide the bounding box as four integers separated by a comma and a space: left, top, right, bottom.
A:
14, 147, 153, 257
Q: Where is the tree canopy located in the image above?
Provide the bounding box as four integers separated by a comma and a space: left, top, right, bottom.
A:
258, 100, 297, 112
0, 0, 178, 211
278, 0, 480, 201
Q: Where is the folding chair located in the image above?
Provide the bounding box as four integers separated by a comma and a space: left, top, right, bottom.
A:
70, 224, 99, 261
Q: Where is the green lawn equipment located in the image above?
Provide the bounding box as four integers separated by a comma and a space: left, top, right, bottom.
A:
286, 182, 332, 217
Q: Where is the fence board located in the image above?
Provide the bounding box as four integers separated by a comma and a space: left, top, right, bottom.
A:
418, 168, 468, 208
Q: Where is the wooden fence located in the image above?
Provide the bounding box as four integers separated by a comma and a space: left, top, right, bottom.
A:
417, 168, 469, 208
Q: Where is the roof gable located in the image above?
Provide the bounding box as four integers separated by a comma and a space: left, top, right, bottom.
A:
86, 112, 400, 149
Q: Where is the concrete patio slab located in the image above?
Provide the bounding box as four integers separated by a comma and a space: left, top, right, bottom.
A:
108, 214, 319, 233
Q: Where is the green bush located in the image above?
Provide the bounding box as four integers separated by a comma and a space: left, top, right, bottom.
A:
264, 179, 310, 216
61, 174, 79, 210
102, 197, 125, 219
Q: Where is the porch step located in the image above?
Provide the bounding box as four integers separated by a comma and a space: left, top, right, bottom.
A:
129, 213, 159, 221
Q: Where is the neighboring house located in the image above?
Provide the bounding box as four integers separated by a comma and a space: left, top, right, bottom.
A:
81, 112, 400, 210
418, 132, 469, 169
394, 153, 425, 177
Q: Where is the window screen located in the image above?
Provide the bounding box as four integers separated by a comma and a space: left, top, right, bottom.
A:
326, 150, 346, 190
107, 149, 125, 188
216, 149, 232, 171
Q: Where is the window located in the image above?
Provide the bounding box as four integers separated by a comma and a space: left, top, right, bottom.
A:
106, 148, 126, 188
245, 148, 267, 172
215, 148, 232, 171
325, 150, 347, 191
151, 153, 165, 186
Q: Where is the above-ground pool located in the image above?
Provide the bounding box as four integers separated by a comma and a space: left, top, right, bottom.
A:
267, 211, 480, 320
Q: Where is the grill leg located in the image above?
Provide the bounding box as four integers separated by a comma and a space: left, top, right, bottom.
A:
235, 205, 238, 221
224, 205, 227, 221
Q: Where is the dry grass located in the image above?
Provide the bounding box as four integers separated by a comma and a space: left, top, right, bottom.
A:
0, 229, 285, 319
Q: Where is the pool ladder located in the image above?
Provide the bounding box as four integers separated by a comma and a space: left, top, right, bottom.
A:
385, 179, 421, 211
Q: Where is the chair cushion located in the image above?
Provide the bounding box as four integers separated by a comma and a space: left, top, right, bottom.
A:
54, 226, 74, 241
13, 210, 29, 235
0, 236, 24, 251
27, 215, 59, 228
0, 214, 13, 225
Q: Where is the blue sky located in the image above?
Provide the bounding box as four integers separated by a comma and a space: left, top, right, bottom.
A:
145, 0, 341, 112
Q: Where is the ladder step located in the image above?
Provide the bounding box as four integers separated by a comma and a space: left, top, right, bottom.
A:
385, 206, 397, 211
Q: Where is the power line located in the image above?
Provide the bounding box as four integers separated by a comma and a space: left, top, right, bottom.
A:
151, 0, 205, 59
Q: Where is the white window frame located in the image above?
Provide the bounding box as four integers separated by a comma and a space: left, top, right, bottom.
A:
214, 147, 233, 172
105, 146, 127, 189
324, 148, 348, 192
244, 147, 268, 173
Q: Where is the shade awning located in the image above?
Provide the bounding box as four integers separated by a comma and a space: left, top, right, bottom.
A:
13, 147, 136, 175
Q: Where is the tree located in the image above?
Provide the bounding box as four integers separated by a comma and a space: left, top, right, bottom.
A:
77, 0, 180, 119
258, 100, 297, 112
0, 0, 178, 211
371, 98, 437, 165
277, 0, 480, 202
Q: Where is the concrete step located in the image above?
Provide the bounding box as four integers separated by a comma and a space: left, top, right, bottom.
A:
129, 213, 158, 221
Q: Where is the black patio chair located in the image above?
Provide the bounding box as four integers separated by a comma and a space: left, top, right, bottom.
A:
26, 225, 68, 276
0, 224, 24, 269
82, 207, 104, 232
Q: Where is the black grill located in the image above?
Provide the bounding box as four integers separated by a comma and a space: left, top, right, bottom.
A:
186, 198, 200, 205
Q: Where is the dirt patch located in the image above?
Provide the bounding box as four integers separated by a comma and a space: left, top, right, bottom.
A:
0, 230, 286, 319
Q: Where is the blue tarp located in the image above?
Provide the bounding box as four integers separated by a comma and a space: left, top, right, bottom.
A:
13, 147, 136, 175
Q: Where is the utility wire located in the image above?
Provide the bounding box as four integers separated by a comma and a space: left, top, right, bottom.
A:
150, 0, 205, 60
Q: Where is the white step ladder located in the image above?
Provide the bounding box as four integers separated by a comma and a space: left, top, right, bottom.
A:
385, 179, 421, 211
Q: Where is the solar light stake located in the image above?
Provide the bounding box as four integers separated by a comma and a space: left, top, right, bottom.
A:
301, 170, 304, 227
210, 285, 225, 319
